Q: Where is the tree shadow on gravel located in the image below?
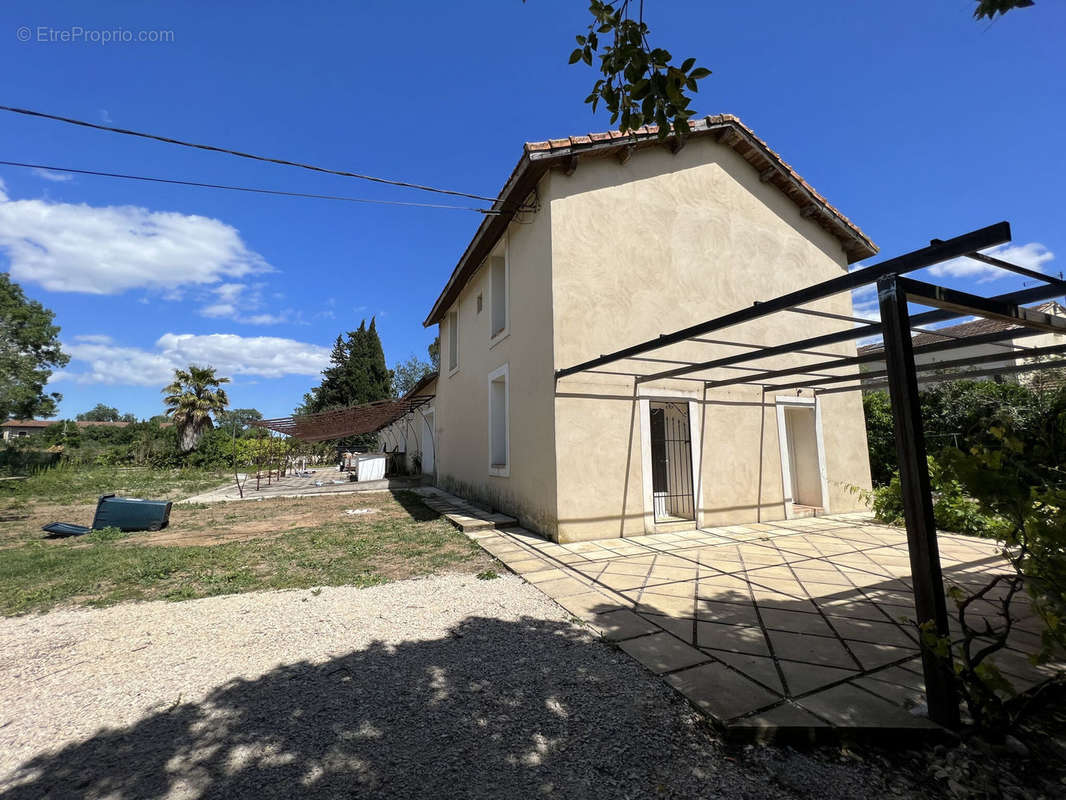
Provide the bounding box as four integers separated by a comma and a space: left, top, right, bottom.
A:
0, 615, 892, 800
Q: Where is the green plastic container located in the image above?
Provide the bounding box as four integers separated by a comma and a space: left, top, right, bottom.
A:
92, 494, 172, 531
42, 494, 173, 537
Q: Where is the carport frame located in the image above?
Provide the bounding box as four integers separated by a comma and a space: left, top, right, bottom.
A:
554, 221, 1066, 728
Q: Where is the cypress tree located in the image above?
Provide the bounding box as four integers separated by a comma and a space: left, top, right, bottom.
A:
299, 319, 393, 414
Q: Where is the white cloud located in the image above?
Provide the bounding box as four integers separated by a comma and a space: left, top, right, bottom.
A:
55, 332, 331, 386
201, 302, 237, 319
242, 312, 289, 325
928, 242, 1054, 283
31, 168, 74, 183
197, 282, 291, 325
72, 333, 115, 345
851, 298, 881, 323
0, 190, 271, 294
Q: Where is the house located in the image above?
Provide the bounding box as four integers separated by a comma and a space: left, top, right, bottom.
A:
1, 419, 134, 440
857, 301, 1066, 387
375, 371, 438, 475
413, 114, 878, 543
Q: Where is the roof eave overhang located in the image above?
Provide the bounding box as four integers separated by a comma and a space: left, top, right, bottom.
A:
423, 115, 878, 327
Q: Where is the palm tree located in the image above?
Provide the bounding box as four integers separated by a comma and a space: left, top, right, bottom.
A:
163, 365, 230, 453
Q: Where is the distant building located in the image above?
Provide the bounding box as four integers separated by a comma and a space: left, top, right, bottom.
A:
1, 420, 134, 440
857, 301, 1066, 388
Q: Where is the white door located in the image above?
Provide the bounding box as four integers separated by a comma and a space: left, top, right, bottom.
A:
784, 407, 822, 507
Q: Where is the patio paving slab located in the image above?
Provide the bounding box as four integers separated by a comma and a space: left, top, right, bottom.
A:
667, 662, 780, 721
590, 609, 662, 642
701, 649, 784, 694
552, 591, 625, 619
617, 633, 708, 674
796, 684, 940, 730
431, 492, 1063, 739
764, 629, 858, 670
696, 622, 770, 655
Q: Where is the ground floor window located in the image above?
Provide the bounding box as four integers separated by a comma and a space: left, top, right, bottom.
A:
488, 364, 509, 476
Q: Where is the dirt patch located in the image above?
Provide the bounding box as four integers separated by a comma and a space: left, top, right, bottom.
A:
0, 492, 434, 549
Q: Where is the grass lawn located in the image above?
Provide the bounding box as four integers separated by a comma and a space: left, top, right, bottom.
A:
0, 467, 495, 615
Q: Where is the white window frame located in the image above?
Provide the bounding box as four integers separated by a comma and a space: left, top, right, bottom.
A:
488, 238, 510, 349
487, 363, 510, 477
774, 395, 830, 518
447, 308, 460, 376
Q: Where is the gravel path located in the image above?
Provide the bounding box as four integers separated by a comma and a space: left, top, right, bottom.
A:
0, 574, 911, 799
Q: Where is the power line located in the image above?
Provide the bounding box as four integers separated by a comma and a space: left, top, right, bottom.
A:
0, 159, 500, 214
0, 104, 505, 205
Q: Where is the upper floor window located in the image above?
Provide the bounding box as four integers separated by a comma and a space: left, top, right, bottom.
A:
489, 253, 508, 341
447, 310, 459, 373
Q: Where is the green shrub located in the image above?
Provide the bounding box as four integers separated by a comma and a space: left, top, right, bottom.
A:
868, 456, 996, 537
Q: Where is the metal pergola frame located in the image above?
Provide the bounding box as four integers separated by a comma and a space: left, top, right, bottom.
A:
252, 395, 434, 442
554, 221, 1066, 728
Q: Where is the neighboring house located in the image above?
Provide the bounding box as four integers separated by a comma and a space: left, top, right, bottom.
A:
418, 114, 878, 543
1, 420, 134, 440
857, 301, 1066, 388
376, 372, 438, 476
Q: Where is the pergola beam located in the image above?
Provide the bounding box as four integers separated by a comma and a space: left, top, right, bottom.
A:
899, 277, 1066, 335
703, 325, 1044, 390
637, 282, 1066, 386
816, 356, 1066, 395
769, 339, 1066, 392
555, 222, 1011, 380
935, 241, 1066, 291
253, 395, 434, 441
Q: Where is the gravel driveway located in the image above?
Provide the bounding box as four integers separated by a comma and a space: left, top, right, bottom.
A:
0, 573, 911, 799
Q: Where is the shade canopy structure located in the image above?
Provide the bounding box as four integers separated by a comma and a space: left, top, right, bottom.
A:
555, 220, 1066, 729
252, 395, 434, 442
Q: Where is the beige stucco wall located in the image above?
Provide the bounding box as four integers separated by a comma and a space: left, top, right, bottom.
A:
432, 180, 560, 535
549, 138, 873, 541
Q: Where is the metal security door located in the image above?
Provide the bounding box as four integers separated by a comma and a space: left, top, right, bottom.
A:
649, 402, 695, 522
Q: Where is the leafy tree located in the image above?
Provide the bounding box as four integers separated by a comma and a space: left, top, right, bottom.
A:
862, 391, 896, 486
865, 374, 1065, 735
119, 412, 138, 424
564, 0, 710, 139
392, 355, 433, 397
428, 336, 440, 371
162, 366, 230, 453
215, 407, 263, 433
41, 420, 81, 450
76, 404, 120, 422
555, 2, 1034, 139
0, 273, 69, 421
300, 319, 392, 414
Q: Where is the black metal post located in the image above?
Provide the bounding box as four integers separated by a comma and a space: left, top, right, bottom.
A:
877, 275, 959, 728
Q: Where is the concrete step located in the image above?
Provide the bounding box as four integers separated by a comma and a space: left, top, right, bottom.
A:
417, 492, 517, 532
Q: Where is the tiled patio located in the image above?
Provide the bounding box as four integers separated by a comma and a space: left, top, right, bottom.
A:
459, 509, 1061, 737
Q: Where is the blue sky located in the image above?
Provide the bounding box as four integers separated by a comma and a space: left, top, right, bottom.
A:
0, 1, 1062, 420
